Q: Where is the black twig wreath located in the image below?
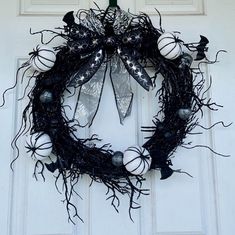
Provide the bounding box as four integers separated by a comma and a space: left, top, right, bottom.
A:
1, 5, 230, 223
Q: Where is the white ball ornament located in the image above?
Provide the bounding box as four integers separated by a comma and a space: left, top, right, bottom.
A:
25, 132, 53, 160
157, 32, 182, 60
123, 146, 152, 175
30, 45, 56, 72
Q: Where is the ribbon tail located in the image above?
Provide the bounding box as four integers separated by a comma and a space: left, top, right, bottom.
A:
73, 62, 108, 127
117, 47, 153, 91
110, 56, 134, 124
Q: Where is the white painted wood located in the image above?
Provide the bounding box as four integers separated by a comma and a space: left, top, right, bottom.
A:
7, 60, 73, 235
136, 69, 219, 235
136, 0, 204, 15
20, 0, 90, 15
0, 0, 235, 235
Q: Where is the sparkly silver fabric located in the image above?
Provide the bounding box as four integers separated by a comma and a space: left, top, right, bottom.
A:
110, 56, 133, 123
80, 10, 105, 35
113, 9, 132, 35
74, 63, 107, 126
74, 56, 133, 126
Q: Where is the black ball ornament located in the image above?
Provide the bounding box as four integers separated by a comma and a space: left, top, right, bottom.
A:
105, 36, 117, 47
164, 131, 174, 140
112, 151, 124, 167
39, 91, 53, 103
178, 108, 192, 120
179, 53, 193, 68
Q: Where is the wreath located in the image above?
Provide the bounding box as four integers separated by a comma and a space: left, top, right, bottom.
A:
1, 4, 229, 223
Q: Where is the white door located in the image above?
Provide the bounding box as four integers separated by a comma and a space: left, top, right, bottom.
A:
0, 0, 235, 235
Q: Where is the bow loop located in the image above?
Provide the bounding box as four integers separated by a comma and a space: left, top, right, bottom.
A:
68, 49, 105, 87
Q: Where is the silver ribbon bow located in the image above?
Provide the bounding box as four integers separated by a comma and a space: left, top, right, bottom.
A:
70, 8, 152, 126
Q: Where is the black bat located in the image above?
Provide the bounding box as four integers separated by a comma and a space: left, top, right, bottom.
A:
195, 35, 209, 60
63, 11, 75, 28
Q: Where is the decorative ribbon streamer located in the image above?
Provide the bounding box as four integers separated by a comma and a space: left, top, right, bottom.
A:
73, 63, 107, 127
73, 56, 134, 126
110, 56, 133, 124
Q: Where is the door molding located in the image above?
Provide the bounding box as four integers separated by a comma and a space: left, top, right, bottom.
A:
19, 0, 90, 16
136, 0, 205, 15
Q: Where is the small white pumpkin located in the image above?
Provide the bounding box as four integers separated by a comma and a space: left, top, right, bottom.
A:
157, 32, 182, 60
30, 45, 56, 72
123, 146, 152, 175
25, 132, 53, 160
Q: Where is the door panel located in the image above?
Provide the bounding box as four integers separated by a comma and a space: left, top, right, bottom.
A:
136, 0, 204, 15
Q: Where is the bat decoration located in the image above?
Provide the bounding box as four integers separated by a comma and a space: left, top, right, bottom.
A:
195, 35, 209, 60
63, 11, 75, 29
0, 5, 228, 225
184, 35, 209, 60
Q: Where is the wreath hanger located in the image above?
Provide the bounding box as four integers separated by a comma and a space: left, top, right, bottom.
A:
109, 0, 118, 7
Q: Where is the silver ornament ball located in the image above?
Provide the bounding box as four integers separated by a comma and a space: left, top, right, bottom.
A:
112, 151, 124, 167
40, 91, 53, 103
178, 108, 192, 120
179, 53, 193, 68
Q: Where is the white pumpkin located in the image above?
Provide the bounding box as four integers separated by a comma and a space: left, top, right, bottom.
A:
25, 132, 53, 160
157, 32, 182, 60
30, 45, 56, 72
123, 146, 152, 175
